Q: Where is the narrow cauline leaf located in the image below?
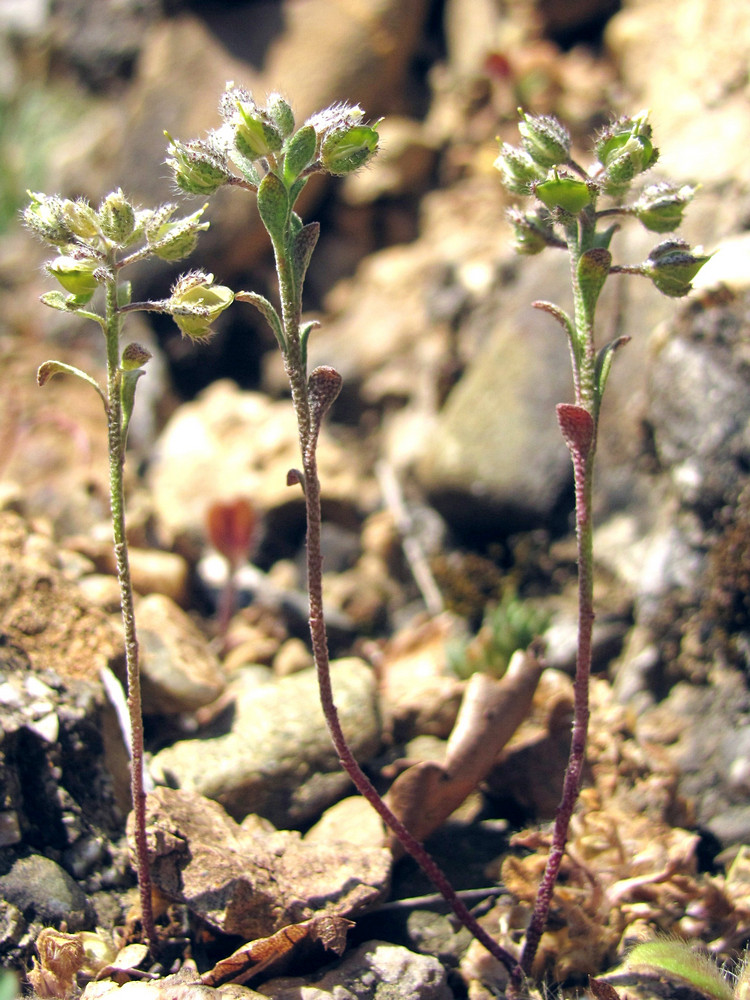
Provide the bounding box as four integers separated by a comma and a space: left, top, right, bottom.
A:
595, 335, 630, 405
37, 360, 107, 409
256, 172, 289, 245
287, 174, 308, 208
577, 247, 612, 315
235, 291, 286, 350
299, 318, 320, 371
291, 221, 320, 295
532, 299, 581, 367
120, 368, 145, 447
283, 125, 317, 187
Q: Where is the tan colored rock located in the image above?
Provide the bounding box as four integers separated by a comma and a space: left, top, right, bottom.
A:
137, 787, 391, 940
136, 594, 225, 715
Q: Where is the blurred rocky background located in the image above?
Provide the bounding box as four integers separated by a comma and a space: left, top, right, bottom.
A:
3, 0, 750, 992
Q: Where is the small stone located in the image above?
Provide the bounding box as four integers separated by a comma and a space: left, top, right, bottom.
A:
151, 659, 380, 826
0, 855, 94, 931
273, 637, 313, 676
136, 593, 226, 714
0, 810, 21, 847
127, 548, 190, 605
305, 796, 386, 850
258, 940, 452, 1000
77, 574, 123, 612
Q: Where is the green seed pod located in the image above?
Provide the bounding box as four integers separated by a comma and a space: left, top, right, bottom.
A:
535, 174, 592, 214
168, 271, 234, 340
595, 111, 658, 194
99, 189, 136, 243
507, 208, 550, 255
46, 254, 101, 302
320, 123, 379, 175
645, 239, 712, 297
518, 112, 571, 167
633, 182, 695, 233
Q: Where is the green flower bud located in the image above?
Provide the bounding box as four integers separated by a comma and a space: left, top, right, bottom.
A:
645, 239, 712, 297
507, 207, 551, 255
535, 172, 592, 214
23, 192, 75, 246
120, 342, 152, 370
234, 100, 283, 160
320, 122, 379, 175
46, 254, 101, 303
632, 182, 695, 233
166, 133, 232, 196
62, 198, 101, 243
98, 189, 136, 243
168, 271, 234, 340
266, 93, 295, 139
518, 112, 571, 167
494, 144, 546, 195
595, 111, 658, 194
147, 204, 209, 261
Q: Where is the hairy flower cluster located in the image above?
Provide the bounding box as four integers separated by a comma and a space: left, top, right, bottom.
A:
23, 189, 230, 337
495, 110, 708, 296
166, 85, 380, 196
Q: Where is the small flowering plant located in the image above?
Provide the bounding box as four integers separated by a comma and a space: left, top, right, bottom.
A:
164, 88, 521, 969
23, 186, 233, 949
495, 110, 710, 991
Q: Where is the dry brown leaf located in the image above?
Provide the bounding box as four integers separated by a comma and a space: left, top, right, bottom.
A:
201, 914, 353, 986
28, 928, 86, 999
385, 645, 543, 854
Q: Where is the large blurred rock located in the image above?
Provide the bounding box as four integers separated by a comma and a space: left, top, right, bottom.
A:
150, 658, 381, 826
607, 0, 750, 187
148, 380, 377, 548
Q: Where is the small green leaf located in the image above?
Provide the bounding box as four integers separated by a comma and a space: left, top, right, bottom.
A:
625, 939, 733, 1000
235, 290, 286, 350
120, 368, 145, 447
595, 335, 630, 405
283, 125, 317, 186
300, 319, 320, 370
577, 247, 612, 314
37, 360, 106, 408
257, 172, 289, 245
288, 175, 308, 208
291, 221, 320, 292
40, 290, 79, 311
532, 300, 580, 366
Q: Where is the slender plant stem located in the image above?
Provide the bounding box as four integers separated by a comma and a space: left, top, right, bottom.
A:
103, 274, 157, 950
514, 225, 599, 988
515, 450, 594, 984
298, 420, 518, 974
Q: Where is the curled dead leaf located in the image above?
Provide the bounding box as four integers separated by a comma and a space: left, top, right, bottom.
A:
385, 645, 543, 855
201, 914, 353, 986
28, 928, 86, 999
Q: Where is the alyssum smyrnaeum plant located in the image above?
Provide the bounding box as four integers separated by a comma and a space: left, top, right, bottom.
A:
23, 189, 235, 949
163, 85, 520, 971
25, 92, 710, 993
494, 109, 710, 993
